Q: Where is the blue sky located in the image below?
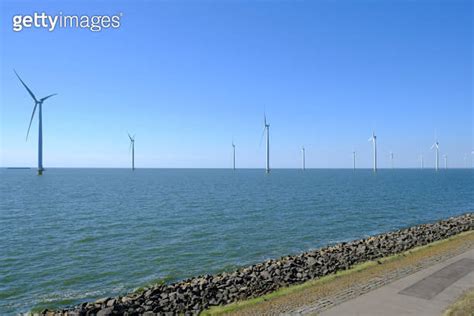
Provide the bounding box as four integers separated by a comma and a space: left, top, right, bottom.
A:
0, 0, 472, 168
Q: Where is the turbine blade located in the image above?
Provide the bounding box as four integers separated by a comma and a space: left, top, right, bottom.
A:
14, 70, 38, 103
40, 93, 57, 102
26, 103, 38, 141
258, 127, 265, 148
128, 133, 133, 141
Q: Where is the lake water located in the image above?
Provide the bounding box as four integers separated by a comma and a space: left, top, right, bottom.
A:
1, 168, 473, 314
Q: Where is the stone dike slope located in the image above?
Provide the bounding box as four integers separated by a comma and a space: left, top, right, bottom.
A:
43, 213, 473, 316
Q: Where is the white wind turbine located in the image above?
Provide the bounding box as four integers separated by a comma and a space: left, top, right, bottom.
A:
232, 140, 236, 170
443, 154, 448, 169
352, 151, 356, 170
15, 70, 57, 176
390, 151, 394, 169
420, 154, 424, 169
368, 132, 377, 172
128, 133, 135, 171
301, 146, 306, 170
260, 113, 270, 173
431, 140, 440, 171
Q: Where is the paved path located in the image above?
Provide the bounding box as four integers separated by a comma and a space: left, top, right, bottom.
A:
319, 249, 474, 316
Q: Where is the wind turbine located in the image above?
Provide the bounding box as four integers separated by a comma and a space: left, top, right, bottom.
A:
420, 154, 424, 169
232, 140, 236, 170
260, 113, 270, 173
368, 132, 377, 172
352, 151, 356, 170
128, 133, 135, 171
15, 70, 57, 176
390, 151, 394, 169
431, 140, 440, 171
443, 154, 448, 169
301, 146, 306, 170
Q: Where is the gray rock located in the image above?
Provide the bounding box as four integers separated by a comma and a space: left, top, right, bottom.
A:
94, 297, 109, 305
260, 270, 271, 279
106, 298, 116, 307
97, 307, 113, 316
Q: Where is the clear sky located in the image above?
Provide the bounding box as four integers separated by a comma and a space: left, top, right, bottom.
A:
0, 0, 472, 168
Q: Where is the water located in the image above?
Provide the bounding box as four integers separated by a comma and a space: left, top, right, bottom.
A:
1, 168, 473, 314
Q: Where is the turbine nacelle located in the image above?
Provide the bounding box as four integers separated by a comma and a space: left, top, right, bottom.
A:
368, 132, 376, 142
263, 113, 270, 128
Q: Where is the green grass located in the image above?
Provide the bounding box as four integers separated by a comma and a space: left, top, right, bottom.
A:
443, 288, 474, 316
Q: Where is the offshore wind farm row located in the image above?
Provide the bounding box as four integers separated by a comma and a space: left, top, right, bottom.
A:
14, 70, 474, 175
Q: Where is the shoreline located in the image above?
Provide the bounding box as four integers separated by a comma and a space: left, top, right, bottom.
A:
205, 230, 474, 315
39, 213, 473, 316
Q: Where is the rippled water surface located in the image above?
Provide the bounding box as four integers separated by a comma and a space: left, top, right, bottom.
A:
1, 168, 473, 314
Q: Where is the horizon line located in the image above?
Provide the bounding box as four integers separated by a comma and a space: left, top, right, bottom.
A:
2, 167, 473, 170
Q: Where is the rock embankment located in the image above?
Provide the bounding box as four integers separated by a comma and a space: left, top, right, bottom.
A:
43, 213, 473, 316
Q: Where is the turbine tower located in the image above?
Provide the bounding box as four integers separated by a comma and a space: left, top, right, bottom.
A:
352, 151, 356, 170
390, 151, 394, 169
431, 140, 440, 171
128, 133, 135, 171
420, 154, 424, 169
232, 141, 236, 170
444, 154, 448, 169
368, 132, 377, 172
263, 114, 270, 173
15, 70, 57, 176
301, 147, 306, 170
